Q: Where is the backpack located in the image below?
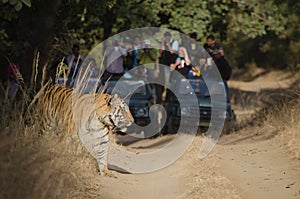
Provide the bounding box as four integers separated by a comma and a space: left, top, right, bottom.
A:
215, 57, 232, 81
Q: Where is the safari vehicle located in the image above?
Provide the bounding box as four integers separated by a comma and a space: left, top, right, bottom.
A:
163, 76, 235, 134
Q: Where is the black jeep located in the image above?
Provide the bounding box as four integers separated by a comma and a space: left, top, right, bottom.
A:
163, 76, 235, 134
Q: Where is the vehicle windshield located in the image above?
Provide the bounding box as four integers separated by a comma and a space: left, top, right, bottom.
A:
106, 80, 148, 96
177, 78, 209, 96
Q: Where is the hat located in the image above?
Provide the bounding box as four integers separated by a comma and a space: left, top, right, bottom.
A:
124, 36, 131, 43
143, 39, 151, 45
113, 36, 120, 41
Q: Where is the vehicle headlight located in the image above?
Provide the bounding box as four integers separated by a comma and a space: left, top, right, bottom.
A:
135, 108, 148, 117
181, 107, 191, 116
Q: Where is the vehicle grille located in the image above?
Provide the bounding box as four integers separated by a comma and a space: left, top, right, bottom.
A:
200, 107, 212, 122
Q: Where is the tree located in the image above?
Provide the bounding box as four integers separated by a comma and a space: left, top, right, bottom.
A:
1, 0, 298, 87
156, 0, 287, 69
1, 0, 62, 89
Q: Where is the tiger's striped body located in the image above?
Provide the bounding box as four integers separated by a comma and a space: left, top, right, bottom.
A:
36, 84, 134, 175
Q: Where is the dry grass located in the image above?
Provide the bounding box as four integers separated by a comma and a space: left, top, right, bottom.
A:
0, 84, 104, 198
239, 81, 300, 160
0, 124, 103, 199
0, 87, 104, 199
265, 86, 300, 160
0, 57, 104, 199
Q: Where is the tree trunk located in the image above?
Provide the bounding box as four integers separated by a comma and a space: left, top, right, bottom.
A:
16, 0, 62, 91
102, 7, 116, 41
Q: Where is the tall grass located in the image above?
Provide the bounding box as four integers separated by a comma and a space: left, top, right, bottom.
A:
260, 83, 300, 160
0, 55, 104, 198
240, 81, 300, 160
0, 65, 28, 133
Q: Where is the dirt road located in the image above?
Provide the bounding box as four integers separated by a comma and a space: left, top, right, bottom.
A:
97, 70, 300, 199
97, 132, 299, 199
217, 133, 300, 199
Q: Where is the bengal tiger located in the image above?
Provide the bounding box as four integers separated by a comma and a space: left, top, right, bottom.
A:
35, 83, 134, 175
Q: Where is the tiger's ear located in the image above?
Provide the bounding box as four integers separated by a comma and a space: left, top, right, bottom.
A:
113, 93, 119, 98
106, 94, 112, 105
109, 93, 120, 106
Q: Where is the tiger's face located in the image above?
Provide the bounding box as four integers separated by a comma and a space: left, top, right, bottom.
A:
108, 94, 134, 132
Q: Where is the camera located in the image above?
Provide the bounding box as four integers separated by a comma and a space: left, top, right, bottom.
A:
143, 40, 151, 52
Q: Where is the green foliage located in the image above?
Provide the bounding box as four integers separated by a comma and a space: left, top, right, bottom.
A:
228, 0, 284, 38
0, 0, 31, 54
53, 0, 162, 51
2, 0, 31, 11
1, 0, 300, 82
168, 1, 211, 39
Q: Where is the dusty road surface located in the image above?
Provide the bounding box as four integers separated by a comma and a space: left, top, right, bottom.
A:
217, 133, 300, 199
97, 133, 300, 199
97, 70, 300, 199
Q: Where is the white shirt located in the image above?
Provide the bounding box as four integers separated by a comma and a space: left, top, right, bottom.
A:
161, 39, 179, 52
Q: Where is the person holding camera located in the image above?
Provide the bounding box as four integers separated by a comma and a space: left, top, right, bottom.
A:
104, 36, 127, 80
203, 34, 231, 81
137, 39, 159, 102
159, 31, 179, 67
137, 39, 159, 78
159, 31, 179, 92
204, 35, 224, 58
204, 34, 232, 103
123, 36, 134, 71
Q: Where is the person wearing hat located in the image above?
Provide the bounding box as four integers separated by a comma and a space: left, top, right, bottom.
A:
137, 39, 159, 77
137, 39, 159, 103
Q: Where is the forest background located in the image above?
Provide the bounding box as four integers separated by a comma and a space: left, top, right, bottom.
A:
1, 0, 299, 85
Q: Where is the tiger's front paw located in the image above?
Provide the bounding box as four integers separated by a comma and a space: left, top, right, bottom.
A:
100, 166, 117, 178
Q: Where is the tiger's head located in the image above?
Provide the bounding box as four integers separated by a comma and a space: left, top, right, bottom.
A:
106, 94, 134, 132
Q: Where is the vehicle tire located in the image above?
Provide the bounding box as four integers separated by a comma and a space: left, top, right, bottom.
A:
198, 126, 208, 135
222, 109, 237, 135
167, 115, 178, 134
222, 118, 237, 134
